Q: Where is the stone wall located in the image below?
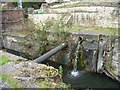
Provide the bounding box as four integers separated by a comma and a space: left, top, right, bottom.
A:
72, 12, 118, 28
80, 0, 119, 2
1, 30, 119, 59
1, 30, 120, 82
0, 10, 24, 33
29, 6, 119, 28
28, 14, 62, 26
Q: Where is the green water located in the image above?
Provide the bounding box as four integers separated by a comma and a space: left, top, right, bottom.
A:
63, 68, 120, 89
43, 61, 120, 89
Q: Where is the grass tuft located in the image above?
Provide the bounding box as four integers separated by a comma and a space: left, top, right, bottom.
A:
0, 74, 21, 88
0, 55, 11, 66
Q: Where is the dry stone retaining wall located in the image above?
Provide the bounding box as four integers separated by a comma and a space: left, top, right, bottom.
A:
0, 10, 24, 33
29, 6, 119, 28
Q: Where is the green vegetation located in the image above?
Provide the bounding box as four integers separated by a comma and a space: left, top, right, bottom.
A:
0, 55, 11, 66
90, 27, 118, 35
0, 60, 69, 88
9, 15, 118, 58
11, 1, 42, 9
12, 60, 21, 64
0, 74, 21, 88
59, 65, 63, 75
39, 82, 50, 88
18, 18, 70, 55
106, 60, 116, 71
0, 7, 9, 10
42, 18, 118, 35
77, 45, 86, 70
34, 27, 48, 54
38, 81, 70, 88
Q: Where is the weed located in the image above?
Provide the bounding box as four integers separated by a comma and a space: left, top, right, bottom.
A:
0, 55, 11, 66
0, 74, 21, 88
41, 18, 118, 35
59, 65, 63, 75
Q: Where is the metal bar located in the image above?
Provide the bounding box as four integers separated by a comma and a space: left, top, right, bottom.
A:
35, 43, 68, 63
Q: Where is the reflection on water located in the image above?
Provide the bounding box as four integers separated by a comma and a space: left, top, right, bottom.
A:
63, 68, 120, 88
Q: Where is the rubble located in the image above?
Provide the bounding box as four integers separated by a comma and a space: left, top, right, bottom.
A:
13, 61, 69, 88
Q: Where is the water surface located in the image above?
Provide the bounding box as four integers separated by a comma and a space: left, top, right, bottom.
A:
62, 68, 120, 88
